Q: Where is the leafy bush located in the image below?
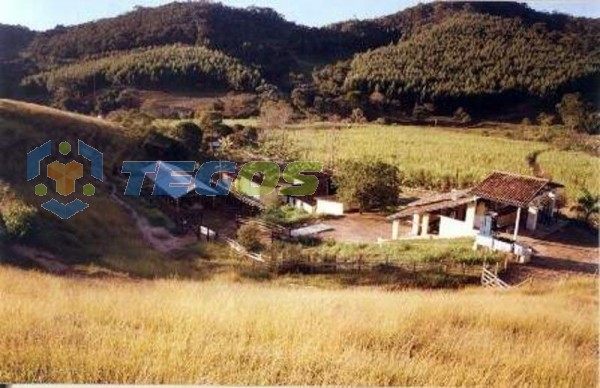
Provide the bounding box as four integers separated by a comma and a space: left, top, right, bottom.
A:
334, 160, 401, 213
537, 112, 556, 126
237, 222, 264, 252
571, 188, 599, 225
263, 205, 310, 226
259, 100, 294, 130
349, 108, 366, 124
0, 200, 37, 239
170, 121, 203, 155
453, 107, 472, 124
556, 93, 598, 134
230, 125, 259, 148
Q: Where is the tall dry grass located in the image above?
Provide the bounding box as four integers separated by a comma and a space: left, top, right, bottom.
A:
0, 266, 596, 386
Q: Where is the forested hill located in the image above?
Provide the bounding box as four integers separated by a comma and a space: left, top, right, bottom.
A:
342, 12, 600, 112
0, 1, 598, 120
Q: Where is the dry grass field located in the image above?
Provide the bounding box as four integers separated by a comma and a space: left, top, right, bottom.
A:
0, 266, 596, 386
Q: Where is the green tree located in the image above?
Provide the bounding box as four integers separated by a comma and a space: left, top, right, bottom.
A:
334, 161, 401, 213
0, 200, 37, 239
259, 100, 294, 130
170, 121, 203, 155
571, 188, 599, 224
556, 93, 588, 132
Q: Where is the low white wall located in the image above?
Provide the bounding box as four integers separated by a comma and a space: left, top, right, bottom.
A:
287, 197, 315, 214
439, 216, 476, 238
316, 198, 344, 216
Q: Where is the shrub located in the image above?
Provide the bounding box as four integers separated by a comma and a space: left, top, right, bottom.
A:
453, 107, 472, 124
259, 100, 294, 130
170, 121, 203, 154
196, 110, 223, 130
571, 188, 599, 225
94, 88, 122, 115
334, 160, 401, 213
349, 108, 366, 124
537, 112, 556, 126
230, 125, 259, 148
375, 117, 389, 125
0, 200, 37, 239
237, 221, 264, 252
263, 205, 310, 226
116, 88, 141, 109
556, 93, 598, 134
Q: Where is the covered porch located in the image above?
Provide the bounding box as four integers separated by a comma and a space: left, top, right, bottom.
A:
388, 172, 563, 242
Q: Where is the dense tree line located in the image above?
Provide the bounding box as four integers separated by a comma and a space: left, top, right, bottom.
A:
0, 25, 36, 97
1, 1, 599, 119
0, 24, 35, 61
22, 45, 264, 97
20, 1, 357, 81
311, 12, 600, 116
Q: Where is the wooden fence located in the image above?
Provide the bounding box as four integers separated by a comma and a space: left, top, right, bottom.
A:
481, 267, 510, 289
225, 238, 507, 277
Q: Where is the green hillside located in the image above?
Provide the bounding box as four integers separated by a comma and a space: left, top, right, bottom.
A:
343, 13, 600, 111
0, 99, 207, 276
22, 45, 264, 112
0, 1, 598, 119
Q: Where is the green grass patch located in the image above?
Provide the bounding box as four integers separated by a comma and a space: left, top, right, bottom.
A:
264, 124, 600, 202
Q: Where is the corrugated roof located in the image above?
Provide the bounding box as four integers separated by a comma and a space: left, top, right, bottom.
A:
470, 171, 553, 208
409, 189, 471, 207
388, 191, 474, 220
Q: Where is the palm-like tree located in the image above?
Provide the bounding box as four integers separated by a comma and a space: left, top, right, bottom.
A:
571, 188, 600, 223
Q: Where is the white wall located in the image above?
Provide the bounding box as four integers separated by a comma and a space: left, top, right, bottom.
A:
316, 198, 344, 216
474, 201, 487, 229
439, 216, 477, 238
287, 197, 315, 214
526, 206, 538, 231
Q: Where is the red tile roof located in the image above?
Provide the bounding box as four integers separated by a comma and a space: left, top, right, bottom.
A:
470, 171, 556, 208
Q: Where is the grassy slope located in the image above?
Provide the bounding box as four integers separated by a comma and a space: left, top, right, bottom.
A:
271, 124, 599, 201
0, 266, 596, 385
0, 99, 206, 276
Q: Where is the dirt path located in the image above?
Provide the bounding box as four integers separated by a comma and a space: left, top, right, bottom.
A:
320, 213, 392, 243
110, 187, 196, 254
505, 224, 599, 282
12, 245, 71, 274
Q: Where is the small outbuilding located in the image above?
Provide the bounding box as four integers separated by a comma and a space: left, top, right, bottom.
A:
388, 172, 563, 241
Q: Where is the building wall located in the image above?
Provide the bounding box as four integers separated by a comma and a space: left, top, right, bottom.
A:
316, 198, 344, 216
287, 196, 316, 214
439, 215, 477, 238
474, 201, 487, 229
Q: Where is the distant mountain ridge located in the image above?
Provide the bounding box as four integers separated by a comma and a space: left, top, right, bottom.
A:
0, 1, 598, 119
